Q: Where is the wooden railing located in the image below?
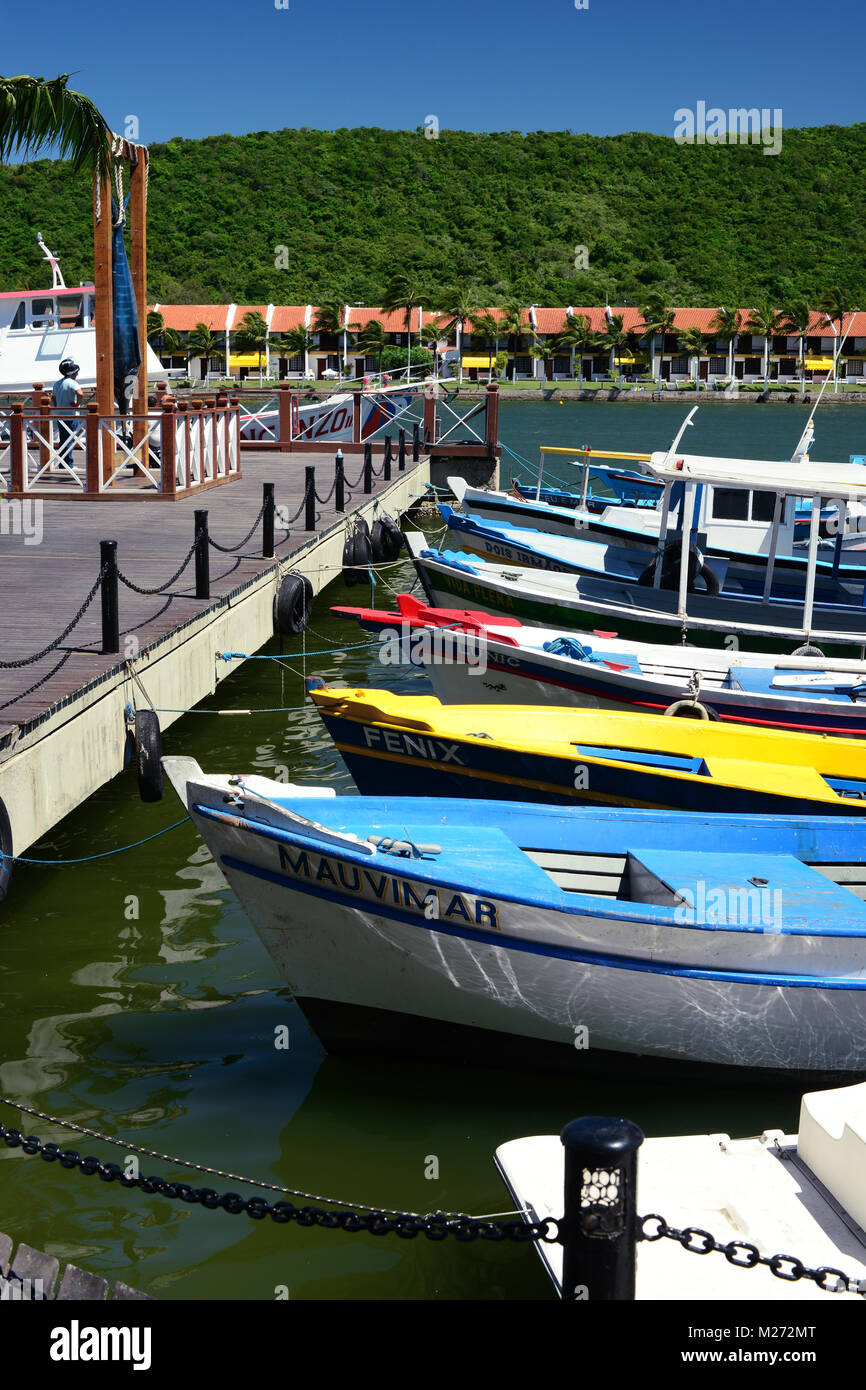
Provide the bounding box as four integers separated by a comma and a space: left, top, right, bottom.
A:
0, 385, 241, 499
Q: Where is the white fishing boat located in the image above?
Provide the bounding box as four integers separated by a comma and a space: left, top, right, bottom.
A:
164, 755, 866, 1076
334, 592, 866, 736
496, 1082, 866, 1300
0, 235, 166, 394
237, 380, 421, 445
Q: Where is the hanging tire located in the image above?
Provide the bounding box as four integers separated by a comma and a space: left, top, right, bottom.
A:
0, 794, 13, 902
791, 643, 825, 658
370, 519, 387, 563
274, 573, 313, 635
697, 560, 721, 597
344, 529, 373, 587
637, 543, 717, 595
135, 710, 164, 803
663, 699, 719, 720
380, 514, 405, 560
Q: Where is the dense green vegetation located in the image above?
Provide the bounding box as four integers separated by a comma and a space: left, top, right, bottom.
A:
1, 123, 863, 306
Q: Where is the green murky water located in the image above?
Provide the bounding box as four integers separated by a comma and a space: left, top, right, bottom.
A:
1, 401, 862, 1300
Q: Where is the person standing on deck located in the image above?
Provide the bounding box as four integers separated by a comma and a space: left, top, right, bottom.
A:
52, 359, 83, 466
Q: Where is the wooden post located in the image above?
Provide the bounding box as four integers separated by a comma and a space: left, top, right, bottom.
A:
278, 384, 293, 449
32, 384, 49, 470
352, 391, 362, 444
85, 402, 101, 493
129, 150, 148, 463
176, 400, 189, 491
424, 385, 436, 448
9, 403, 25, 493
485, 380, 500, 459
92, 165, 114, 480
161, 400, 177, 495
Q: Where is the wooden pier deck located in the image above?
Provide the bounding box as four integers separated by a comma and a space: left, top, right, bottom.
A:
0, 445, 429, 859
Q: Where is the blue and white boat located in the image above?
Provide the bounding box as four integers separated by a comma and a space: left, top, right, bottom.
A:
165, 755, 866, 1077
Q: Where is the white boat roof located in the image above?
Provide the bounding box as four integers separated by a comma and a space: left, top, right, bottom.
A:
648, 451, 866, 498
495, 1081, 866, 1301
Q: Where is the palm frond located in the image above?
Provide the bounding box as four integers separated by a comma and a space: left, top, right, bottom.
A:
0, 74, 112, 178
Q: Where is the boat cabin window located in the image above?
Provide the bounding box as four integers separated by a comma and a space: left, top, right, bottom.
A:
711, 488, 784, 524
58, 296, 84, 329
10, 302, 26, 332
30, 297, 56, 328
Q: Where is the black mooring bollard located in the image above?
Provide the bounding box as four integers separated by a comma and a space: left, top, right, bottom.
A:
412, 421, 420, 462
363, 440, 373, 494
262, 481, 275, 558
383, 435, 392, 481
335, 449, 345, 512
100, 539, 119, 655
560, 1116, 644, 1302
305, 465, 316, 531
398, 427, 406, 470
194, 509, 210, 599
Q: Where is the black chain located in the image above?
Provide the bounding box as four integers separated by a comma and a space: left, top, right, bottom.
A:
343, 463, 365, 488
639, 1214, 865, 1295
207, 499, 267, 554
0, 1119, 556, 1242
0, 564, 107, 668
278, 481, 313, 527
118, 541, 197, 595
314, 476, 338, 505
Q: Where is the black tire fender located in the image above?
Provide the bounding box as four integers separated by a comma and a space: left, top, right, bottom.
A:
370, 519, 387, 563
380, 514, 405, 560
135, 709, 164, 803
663, 698, 719, 721
274, 573, 313, 635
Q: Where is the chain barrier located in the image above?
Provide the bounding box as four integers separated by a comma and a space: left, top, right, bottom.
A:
0, 564, 107, 668
0, 1098, 857, 1280
314, 476, 338, 505
273, 480, 314, 528
118, 542, 197, 596
342, 464, 365, 488
0, 1107, 555, 1243
0, 650, 72, 712
207, 499, 268, 554
639, 1214, 865, 1296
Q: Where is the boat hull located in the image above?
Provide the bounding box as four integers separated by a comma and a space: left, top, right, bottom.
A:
193, 803, 866, 1075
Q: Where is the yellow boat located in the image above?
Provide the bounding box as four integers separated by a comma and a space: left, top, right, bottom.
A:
308, 684, 866, 814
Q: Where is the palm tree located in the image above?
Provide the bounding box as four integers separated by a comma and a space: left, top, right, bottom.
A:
185, 322, 224, 383
679, 327, 708, 388
0, 73, 112, 178
709, 306, 743, 384
436, 285, 478, 384
380, 274, 424, 377
746, 302, 783, 387
277, 326, 314, 382
499, 301, 527, 383
355, 319, 387, 378
557, 313, 594, 385
639, 295, 676, 384
313, 301, 357, 384
161, 328, 182, 369
470, 312, 501, 382
603, 313, 630, 383
818, 288, 857, 392
780, 297, 812, 393
232, 310, 269, 385
146, 310, 164, 346
531, 339, 557, 382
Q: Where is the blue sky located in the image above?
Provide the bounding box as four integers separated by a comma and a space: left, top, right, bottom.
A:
4, 0, 864, 145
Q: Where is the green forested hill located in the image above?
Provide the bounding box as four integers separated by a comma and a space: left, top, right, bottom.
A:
0, 124, 863, 306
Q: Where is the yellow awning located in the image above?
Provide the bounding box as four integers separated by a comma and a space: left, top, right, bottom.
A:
804, 357, 836, 369
229, 352, 264, 369
615, 355, 644, 364
461, 355, 496, 368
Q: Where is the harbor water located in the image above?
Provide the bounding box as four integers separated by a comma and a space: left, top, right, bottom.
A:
1, 401, 862, 1301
